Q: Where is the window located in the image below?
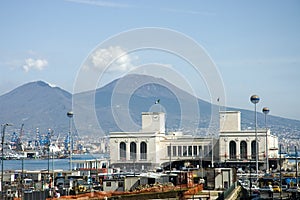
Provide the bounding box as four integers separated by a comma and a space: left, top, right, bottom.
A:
118, 181, 124, 187
240, 141, 247, 159
188, 146, 192, 156
178, 146, 182, 156
251, 141, 257, 160
172, 146, 177, 157
119, 142, 126, 160
106, 181, 111, 187
198, 146, 203, 157
167, 145, 171, 157
183, 146, 187, 156
204, 145, 208, 156
208, 144, 212, 157
229, 141, 237, 159
130, 142, 137, 160
140, 142, 147, 160
193, 146, 198, 156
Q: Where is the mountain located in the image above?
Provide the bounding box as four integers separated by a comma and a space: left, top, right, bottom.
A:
1, 76, 300, 142
0, 81, 72, 136
72, 74, 213, 136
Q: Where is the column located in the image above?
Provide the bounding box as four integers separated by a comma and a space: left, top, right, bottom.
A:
136, 141, 140, 161
126, 142, 130, 161
236, 140, 240, 159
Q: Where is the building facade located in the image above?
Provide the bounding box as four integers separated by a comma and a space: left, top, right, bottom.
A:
109, 112, 217, 171
109, 111, 279, 171
218, 111, 278, 170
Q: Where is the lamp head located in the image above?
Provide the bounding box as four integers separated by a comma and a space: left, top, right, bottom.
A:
250, 95, 260, 104
67, 111, 74, 118
262, 107, 270, 115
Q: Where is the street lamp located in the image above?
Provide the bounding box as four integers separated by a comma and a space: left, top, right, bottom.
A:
67, 111, 74, 171
262, 107, 270, 173
295, 146, 298, 198
1, 123, 13, 197
250, 95, 260, 179
169, 142, 172, 172
224, 137, 228, 165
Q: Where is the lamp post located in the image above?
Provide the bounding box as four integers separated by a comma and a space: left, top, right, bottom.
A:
1, 123, 13, 197
67, 111, 74, 171
224, 137, 228, 165
262, 107, 270, 173
211, 136, 214, 168
169, 142, 172, 171
250, 95, 260, 180
169, 133, 175, 172
279, 144, 282, 199
295, 146, 298, 199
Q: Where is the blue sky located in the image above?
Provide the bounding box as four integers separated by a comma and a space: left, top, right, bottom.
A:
0, 0, 300, 120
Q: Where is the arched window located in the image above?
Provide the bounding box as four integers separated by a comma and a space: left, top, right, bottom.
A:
240, 141, 247, 159
119, 142, 126, 160
140, 142, 147, 160
130, 142, 137, 160
251, 140, 258, 160
229, 141, 237, 159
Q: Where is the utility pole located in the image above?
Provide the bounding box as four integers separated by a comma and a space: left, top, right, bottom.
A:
169, 142, 172, 171
295, 146, 298, 199
262, 107, 270, 173
67, 111, 74, 171
249, 159, 252, 198
250, 95, 260, 181
52, 149, 54, 198
279, 144, 282, 199
211, 137, 214, 168
1, 123, 13, 198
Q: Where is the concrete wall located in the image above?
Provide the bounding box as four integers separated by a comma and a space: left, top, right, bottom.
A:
103, 179, 124, 191
214, 168, 233, 189
142, 112, 165, 133
220, 111, 241, 132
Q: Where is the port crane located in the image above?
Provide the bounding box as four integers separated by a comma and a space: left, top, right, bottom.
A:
10, 124, 24, 151
16, 123, 24, 151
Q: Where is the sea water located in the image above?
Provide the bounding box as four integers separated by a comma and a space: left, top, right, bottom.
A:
2, 154, 107, 171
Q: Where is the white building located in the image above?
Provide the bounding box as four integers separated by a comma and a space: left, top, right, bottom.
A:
109, 111, 279, 171
109, 112, 217, 171
218, 111, 278, 170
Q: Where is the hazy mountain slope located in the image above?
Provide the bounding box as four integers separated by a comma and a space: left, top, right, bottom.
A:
0, 81, 71, 135
0, 76, 300, 141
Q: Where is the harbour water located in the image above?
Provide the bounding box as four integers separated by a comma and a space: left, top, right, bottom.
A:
2, 154, 107, 171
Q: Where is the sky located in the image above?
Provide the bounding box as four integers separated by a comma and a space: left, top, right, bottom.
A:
0, 0, 300, 120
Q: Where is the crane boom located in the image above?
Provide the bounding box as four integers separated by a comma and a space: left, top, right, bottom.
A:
16, 123, 24, 152
19, 123, 24, 141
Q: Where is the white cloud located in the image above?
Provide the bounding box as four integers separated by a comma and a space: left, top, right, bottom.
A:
22, 58, 48, 72
86, 46, 136, 73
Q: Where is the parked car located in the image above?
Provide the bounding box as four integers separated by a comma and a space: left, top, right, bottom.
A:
273, 185, 281, 193
281, 185, 288, 191
287, 186, 300, 193
251, 185, 260, 192
259, 185, 273, 192
237, 168, 245, 173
